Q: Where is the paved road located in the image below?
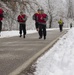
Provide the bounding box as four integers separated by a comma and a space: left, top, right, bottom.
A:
0, 30, 67, 75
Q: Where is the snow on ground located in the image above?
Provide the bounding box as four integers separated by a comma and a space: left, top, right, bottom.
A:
0, 28, 63, 38
0, 28, 72, 75
34, 28, 74, 75
0, 30, 37, 38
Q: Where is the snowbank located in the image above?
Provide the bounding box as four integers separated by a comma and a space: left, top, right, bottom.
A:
34, 28, 74, 75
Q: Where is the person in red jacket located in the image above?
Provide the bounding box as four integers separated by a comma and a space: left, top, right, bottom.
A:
38, 9, 48, 40
17, 11, 27, 38
33, 9, 41, 31
0, 8, 4, 35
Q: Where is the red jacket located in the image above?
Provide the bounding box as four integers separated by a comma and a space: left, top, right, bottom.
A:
33, 13, 40, 22
38, 13, 48, 24
17, 14, 27, 22
0, 8, 4, 21
0, 8, 3, 14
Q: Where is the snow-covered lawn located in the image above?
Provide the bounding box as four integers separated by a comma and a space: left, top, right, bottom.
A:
34, 28, 74, 75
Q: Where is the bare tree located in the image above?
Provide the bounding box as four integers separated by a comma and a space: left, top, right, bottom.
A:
67, 0, 73, 18
47, 0, 53, 28
0, 0, 41, 30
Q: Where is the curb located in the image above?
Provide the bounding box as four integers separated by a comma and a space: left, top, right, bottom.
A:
9, 31, 68, 75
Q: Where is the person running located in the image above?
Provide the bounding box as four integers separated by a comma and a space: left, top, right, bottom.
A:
38, 9, 48, 40
17, 11, 27, 38
0, 8, 4, 36
58, 19, 64, 32
33, 9, 41, 31
70, 23, 72, 28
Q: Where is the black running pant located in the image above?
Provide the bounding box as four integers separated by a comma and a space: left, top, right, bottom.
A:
35, 22, 39, 29
59, 25, 63, 32
39, 24, 46, 37
19, 23, 26, 35
0, 21, 2, 32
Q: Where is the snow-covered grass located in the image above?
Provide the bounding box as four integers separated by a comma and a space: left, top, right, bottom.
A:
34, 28, 74, 75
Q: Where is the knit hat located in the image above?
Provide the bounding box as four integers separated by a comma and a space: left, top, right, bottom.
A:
37, 9, 41, 11
41, 9, 44, 11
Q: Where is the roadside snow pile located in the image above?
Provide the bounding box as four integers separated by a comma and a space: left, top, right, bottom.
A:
34, 28, 74, 75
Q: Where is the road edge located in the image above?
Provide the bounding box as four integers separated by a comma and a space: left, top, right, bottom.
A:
9, 31, 68, 75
